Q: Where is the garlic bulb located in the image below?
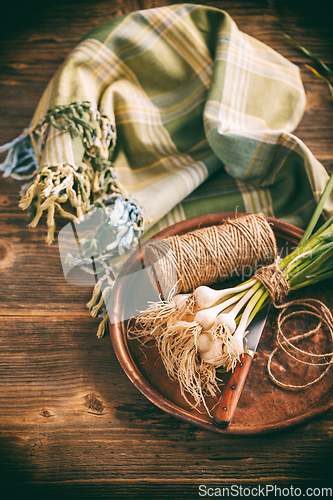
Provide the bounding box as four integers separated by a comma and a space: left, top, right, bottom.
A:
172, 293, 191, 309
214, 313, 236, 334
194, 279, 256, 309
194, 292, 243, 331
197, 332, 223, 363
197, 332, 212, 353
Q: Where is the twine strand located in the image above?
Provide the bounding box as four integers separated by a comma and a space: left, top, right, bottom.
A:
267, 299, 333, 389
254, 259, 290, 305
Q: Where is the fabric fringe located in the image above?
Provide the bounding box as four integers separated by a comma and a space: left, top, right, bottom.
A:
0, 131, 38, 180
96, 313, 110, 339
0, 101, 145, 338
0, 101, 123, 244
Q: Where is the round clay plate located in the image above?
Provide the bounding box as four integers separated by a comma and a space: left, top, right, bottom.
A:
109, 213, 333, 434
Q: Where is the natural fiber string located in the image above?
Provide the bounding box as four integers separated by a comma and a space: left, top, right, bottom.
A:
254, 256, 333, 389
144, 213, 277, 295
267, 299, 333, 389
254, 259, 290, 305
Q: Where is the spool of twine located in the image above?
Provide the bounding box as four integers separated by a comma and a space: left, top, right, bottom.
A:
143, 213, 277, 295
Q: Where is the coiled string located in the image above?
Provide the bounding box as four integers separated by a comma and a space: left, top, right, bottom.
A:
267, 299, 333, 389
254, 259, 333, 389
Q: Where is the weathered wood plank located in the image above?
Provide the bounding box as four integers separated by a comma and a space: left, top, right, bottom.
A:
1, 313, 332, 485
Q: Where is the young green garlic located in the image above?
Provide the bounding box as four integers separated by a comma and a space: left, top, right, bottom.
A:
129, 167, 333, 413
194, 292, 243, 331
197, 332, 223, 364
192, 279, 256, 309
196, 285, 258, 364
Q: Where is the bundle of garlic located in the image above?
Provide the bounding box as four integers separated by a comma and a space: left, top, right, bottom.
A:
129, 173, 333, 413
128, 212, 276, 412
129, 277, 262, 412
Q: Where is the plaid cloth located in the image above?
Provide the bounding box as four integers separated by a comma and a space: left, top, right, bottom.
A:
1, 3, 332, 239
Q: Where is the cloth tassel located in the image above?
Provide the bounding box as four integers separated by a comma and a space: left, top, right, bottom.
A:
91, 287, 111, 317
0, 131, 38, 180
63, 194, 145, 333
2, 101, 121, 243
86, 283, 102, 310
96, 313, 109, 339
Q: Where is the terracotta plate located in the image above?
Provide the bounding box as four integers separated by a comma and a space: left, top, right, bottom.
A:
109, 213, 333, 434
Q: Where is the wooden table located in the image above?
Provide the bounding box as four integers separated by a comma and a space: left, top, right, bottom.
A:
1, 1, 332, 498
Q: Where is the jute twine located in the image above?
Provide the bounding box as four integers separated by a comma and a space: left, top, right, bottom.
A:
266, 299, 333, 389
254, 260, 290, 305
143, 213, 277, 295
254, 261, 333, 390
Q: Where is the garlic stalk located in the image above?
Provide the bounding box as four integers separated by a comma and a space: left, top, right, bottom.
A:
214, 282, 260, 330
194, 289, 248, 331
222, 287, 263, 371
196, 283, 260, 363
193, 279, 256, 309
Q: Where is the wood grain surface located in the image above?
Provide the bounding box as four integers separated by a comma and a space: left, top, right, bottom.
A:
1, 1, 333, 498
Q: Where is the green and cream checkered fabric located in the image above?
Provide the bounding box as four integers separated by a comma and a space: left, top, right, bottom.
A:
1, 3, 333, 239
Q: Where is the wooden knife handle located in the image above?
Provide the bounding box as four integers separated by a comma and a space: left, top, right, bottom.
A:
213, 352, 253, 428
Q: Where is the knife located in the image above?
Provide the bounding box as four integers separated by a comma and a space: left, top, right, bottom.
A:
213, 303, 270, 428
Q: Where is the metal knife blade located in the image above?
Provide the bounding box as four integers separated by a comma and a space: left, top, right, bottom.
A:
244, 303, 271, 353
213, 303, 270, 428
